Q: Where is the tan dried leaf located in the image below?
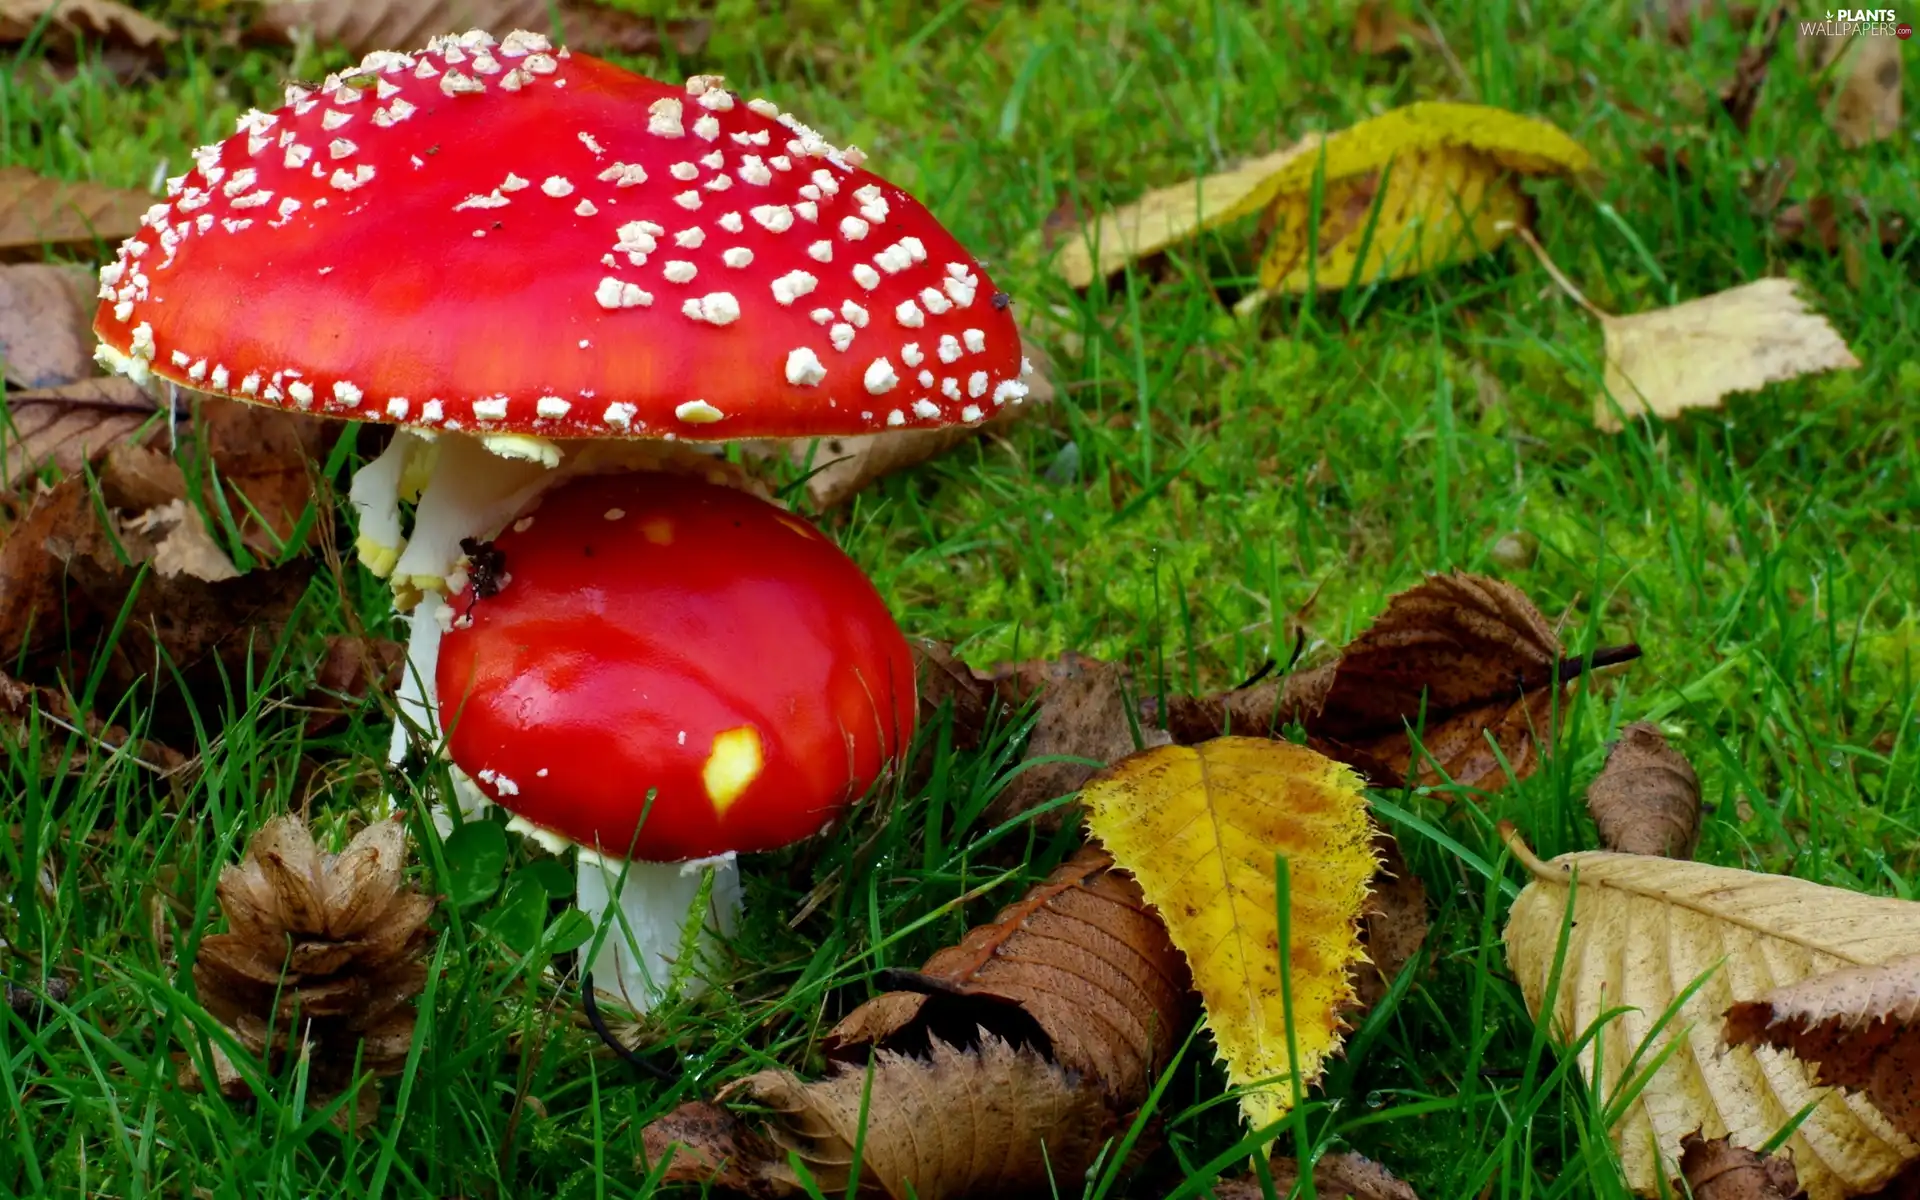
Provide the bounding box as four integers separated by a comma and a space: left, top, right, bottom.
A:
0, 166, 149, 252
1, 377, 162, 488
1596, 279, 1859, 432
191, 397, 339, 556
644, 1037, 1111, 1200
1587, 722, 1701, 858
1211, 1151, 1422, 1199
252, 0, 709, 59
983, 650, 1171, 829
0, 263, 95, 389
1680, 1131, 1808, 1200
0, 0, 175, 56
1501, 836, 1920, 1197
129, 499, 239, 582
1820, 34, 1901, 147
827, 844, 1196, 1109
1726, 954, 1920, 1143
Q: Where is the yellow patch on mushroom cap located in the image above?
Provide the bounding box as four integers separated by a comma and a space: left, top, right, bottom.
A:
703, 726, 763, 817
641, 516, 675, 545
774, 514, 820, 541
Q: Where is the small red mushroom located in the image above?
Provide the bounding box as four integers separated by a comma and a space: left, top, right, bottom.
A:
436, 470, 914, 1011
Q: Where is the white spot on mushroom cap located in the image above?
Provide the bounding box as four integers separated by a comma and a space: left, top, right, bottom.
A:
895, 301, 924, 328
540, 175, 574, 197
914, 398, 941, 419
675, 399, 724, 423
681, 292, 740, 324
863, 358, 898, 395
663, 261, 698, 283
785, 347, 826, 386
722, 247, 753, 268
537, 396, 572, 419
594, 277, 653, 309
964, 328, 986, 353
770, 270, 817, 306
807, 240, 832, 263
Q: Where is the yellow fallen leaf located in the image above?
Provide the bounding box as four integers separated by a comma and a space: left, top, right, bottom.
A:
1053, 141, 1320, 290
1502, 833, 1920, 1199
1054, 102, 1588, 296
1595, 278, 1859, 432
1080, 738, 1375, 1129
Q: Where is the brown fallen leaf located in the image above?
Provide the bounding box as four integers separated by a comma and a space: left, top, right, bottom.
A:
0, 166, 150, 253
0, 664, 185, 773
1716, 4, 1787, 134
0, 263, 96, 389
1151, 573, 1635, 794
1816, 32, 1901, 147
1211, 1151, 1422, 1200
0, 475, 127, 664
1680, 1131, 1807, 1200
1, 377, 162, 488
190, 397, 341, 557
301, 635, 405, 737
1725, 954, 1920, 1143
908, 637, 998, 752
1586, 721, 1701, 858
744, 344, 1054, 510
129, 499, 239, 582
827, 844, 1196, 1111
982, 650, 1170, 830
1350, 832, 1428, 1018
1352, 1, 1438, 55
642, 1036, 1112, 1200
0, 0, 175, 61
251, 0, 710, 59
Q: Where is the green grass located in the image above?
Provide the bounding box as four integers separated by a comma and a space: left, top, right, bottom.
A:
3, 0, 1918, 1196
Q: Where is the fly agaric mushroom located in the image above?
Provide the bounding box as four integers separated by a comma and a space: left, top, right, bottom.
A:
87, 30, 1030, 822
436, 471, 915, 1012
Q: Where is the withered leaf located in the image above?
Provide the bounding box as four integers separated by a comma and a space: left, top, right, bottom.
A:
0, 665, 184, 771
983, 650, 1170, 830
1679, 1131, 1807, 1200
302, 635, 405, 737
1351, 1, 1438, 55
1725, 953, 1920, 1143
0, 166, 149, 252
1, 377, 162, 488
1349, 832, 1428, 1019
0, 475, 126, 664
0, 263, 96, 389
0, 0, 176, 59
908, 637, 997, 751
827, 844, 1195, 1110
130, 500, 240, 582
745, 344, 1054, 509
644, 1036, 1111, 1200
1586, 721, 1701, 858
1211, 1151, 1422, 1200
1153, 574, 1629, 794
191, 397, 340, 557
251, 0, 709, 59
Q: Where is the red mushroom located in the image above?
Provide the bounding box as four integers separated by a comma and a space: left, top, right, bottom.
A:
436, 470, 915, 1011
88, 29, 1030, 795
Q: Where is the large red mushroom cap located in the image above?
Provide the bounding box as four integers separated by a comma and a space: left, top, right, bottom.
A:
90, 31, 1030, 440
435, 471, 916, 862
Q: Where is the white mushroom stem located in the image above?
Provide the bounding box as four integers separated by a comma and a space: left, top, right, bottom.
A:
575, 849, 743, 1016
346, 429, 422, 579
388, 433, 556, 599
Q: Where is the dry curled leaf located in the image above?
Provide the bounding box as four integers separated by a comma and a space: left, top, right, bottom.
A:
129, 499, 240, 582
643, 1036, 1111, 1200
1595, 279, 1859, 432
1680, 1132, 1807, 1200
0, 166, 149, 253
1726, 954, 1920, 1144
0, 263, 96, 389
252, 0, 709, 59
0, 377, 163, 488
0, 0, 175, 58
1814, 32, 1901, 147
1501, 832, 1920, 1198
1586, 722, 1701, 858
1351, 2, 1438, 55
1153, 573, 1630, 794
827, 844, 1195, 1110
302, 635, 406, 737
1081, 738, 1376, 1128
1212, 1151, 1422, 1200
984, 650, 1170, 830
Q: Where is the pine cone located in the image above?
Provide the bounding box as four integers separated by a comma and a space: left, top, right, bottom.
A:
186, 815, 433, 1129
